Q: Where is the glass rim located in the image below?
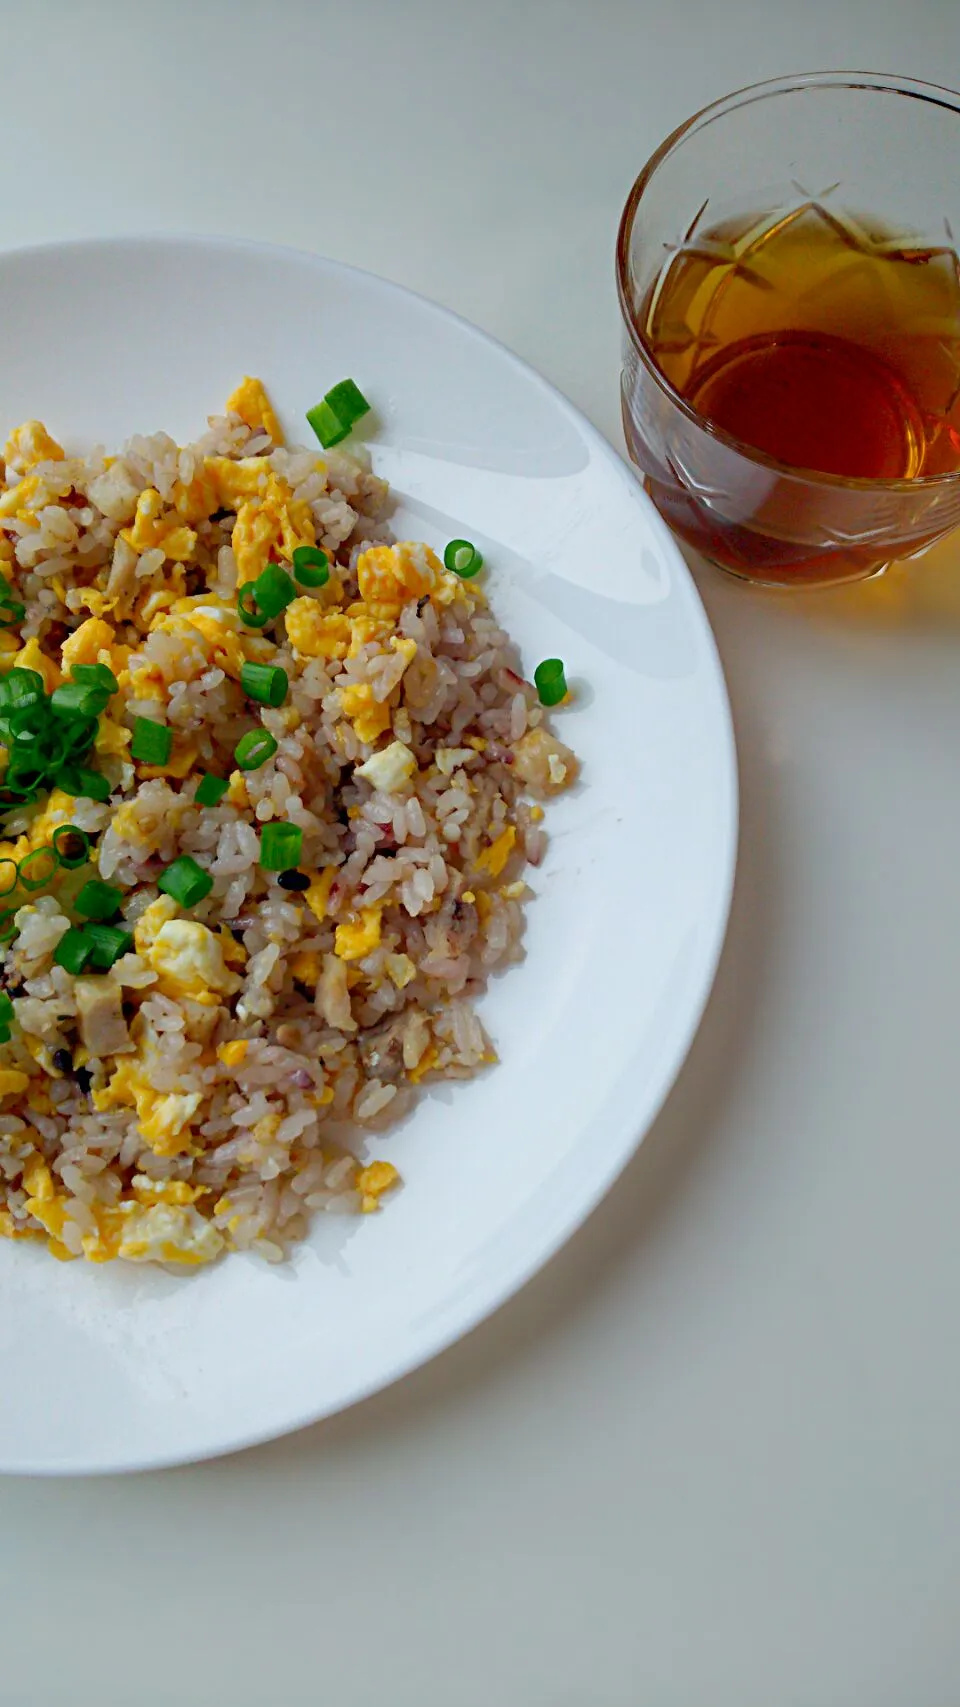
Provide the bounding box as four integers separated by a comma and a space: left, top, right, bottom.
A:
615, 69, 960, 494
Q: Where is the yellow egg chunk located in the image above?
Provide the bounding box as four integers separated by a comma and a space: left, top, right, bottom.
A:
475, 825, 516, 879
226, 377, 284, 446
61, 615, 117, 673
217, 1039, 249, 1068
285, 599, 351, 659
4, 420, 64, 472
0, 474, 41, 520
357, 1161, 400, 1203
338, 682, 392, 745
8, 635, 61, 693
303, 867, 336, 924
146, 919, 242, 1004
120, 488, 197, 561
334, 905, 383, 962
356, 542, 441, 608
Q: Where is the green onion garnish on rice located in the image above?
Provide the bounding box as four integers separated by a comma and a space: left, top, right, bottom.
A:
234, 729, 278, 771
307, 379, 371, 449
259, 822, 303, 871
533, 658, 568, 707
0, 591, 25, 627
18, 845, 59, 892
75, 879, 123, 922
443, 539, 483, 578
73, 662, 118, 691
54, 765, 111, 802
0, 992, 14, 1023
54, 927, 93, 975
324, 379, 370, 428
240, 662, 288, 708
292, 545, 330, 588
157, 854, 213, 908
237, 584, 269, 629
194, 773, 228, 808
130, 717, 173, 766
52, 826, 90, 869
253, 564, 296, 619
0, 669, 44, 713
83, 923, 133, 971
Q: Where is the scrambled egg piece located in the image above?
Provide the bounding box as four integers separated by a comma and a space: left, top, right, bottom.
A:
116, 1201, 224, 1264
357, 1160, 400, 1213
290, 948, 320, 985
93, 1053, 202, 1159
217, 1039, 249, 1067
475, 825, 516, 879
7, 634, 61, 693
158, 597, 248, 677
120, 488, 197, 562
354, 738, 416, 794
141, 916, 242, 1005
139, 741, 199, 782
226, 474, 316, 586
334, 905, 382, 962
338, 682, 392, 745
226, 377, 284, 445
0, 473, 42, 521
94, 717, 131, 761
304, 867, 336, 924
285, 599, 351, 660
356, 542, 441, 610
61, 615, 118, 674
4, 420, 64, 472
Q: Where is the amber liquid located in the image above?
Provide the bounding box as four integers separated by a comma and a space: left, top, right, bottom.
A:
639, 203, 960, 578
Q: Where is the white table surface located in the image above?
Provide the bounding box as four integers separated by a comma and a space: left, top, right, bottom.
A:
3, 2, 960, 1702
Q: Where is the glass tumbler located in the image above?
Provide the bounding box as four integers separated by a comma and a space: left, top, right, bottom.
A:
617, 72, 960, 587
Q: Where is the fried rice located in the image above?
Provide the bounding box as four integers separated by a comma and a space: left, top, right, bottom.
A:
0, 379, 577, 1266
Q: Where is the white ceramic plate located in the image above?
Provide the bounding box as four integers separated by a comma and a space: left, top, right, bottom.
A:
0, 237, 736, 1474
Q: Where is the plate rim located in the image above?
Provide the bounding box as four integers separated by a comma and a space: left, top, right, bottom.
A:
0, 232, 739, 1474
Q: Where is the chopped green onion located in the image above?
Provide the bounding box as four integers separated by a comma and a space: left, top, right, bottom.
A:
237, 583, 269, 629
195, 773, 228, 808
240, 661, 288, 708
130, 717, 173, 766
55, 765, 111, 802
4, 760, 46, 795
0, 858, 17, 897
306, 398, 350, 449
54, 927, 93, 974
252, 563, 296, 620
259, 822, 303, 871
292, 545, 330, 588
75, 878, 123, 922
18, 845, 59, 891
0, 591, 25, 627
0, 1025, 12, 1044
533, 657, 568, 707
72, 663, 118, 695
324, 378, 370, 428
58, 718, 98, 760
234, 729, 278, 771
0, 909, 16, 943
443, 539, 483, 578
83, 923, 133, 971
0, 991, 13, 1022
157, 854, 213, 908
52, 825, 90, 868
50, 680, 112, 719
0, 669, 44, 712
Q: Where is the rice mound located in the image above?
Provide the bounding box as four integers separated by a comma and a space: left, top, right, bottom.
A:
0, 380, 577, 1266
